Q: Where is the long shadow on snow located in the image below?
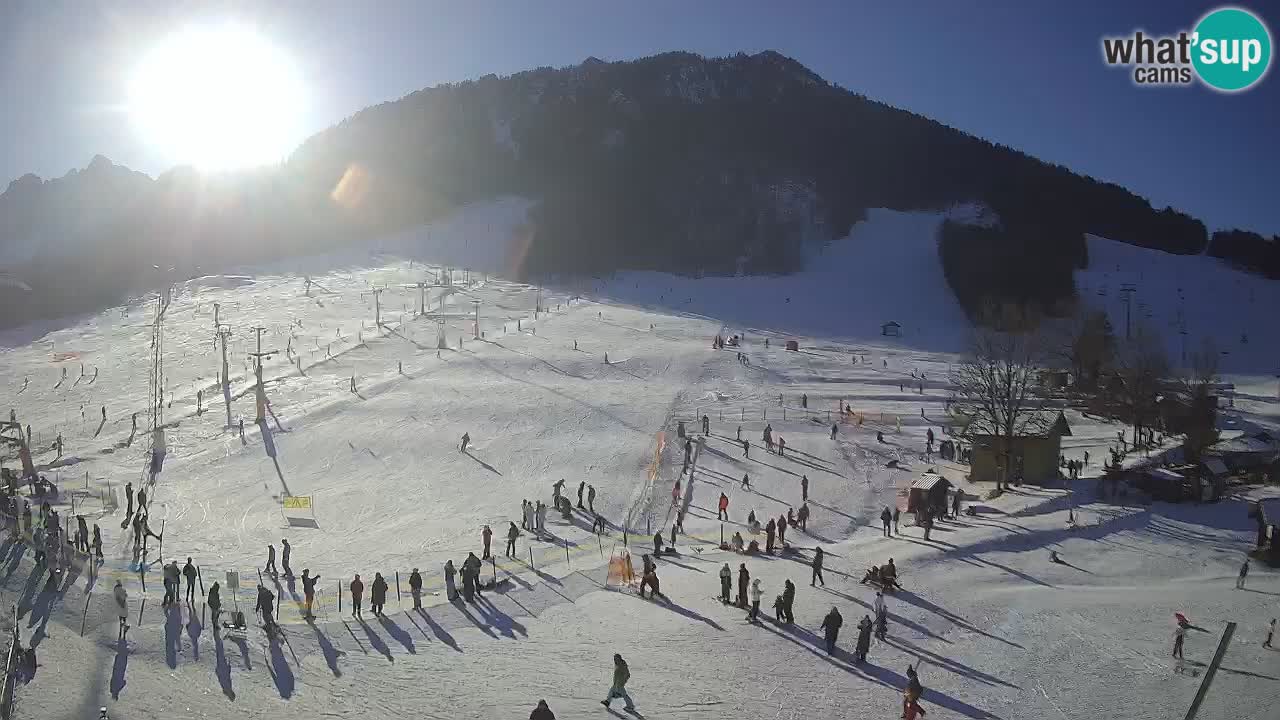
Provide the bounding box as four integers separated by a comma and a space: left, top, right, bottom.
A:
377, 613, 417, 653
463, 450, 502, 476
475, 595, 529, 639
892, 590, 1023, 649
605, 586, 724, 631
357, 617, 394, 661
882, 635, 1020, 690
816, 586, 952, 645
213, 629, 235, 700
308, 620, 344, 676
267, 635, 296, 698
110, 639, 129, 700
416, 607, 462, 652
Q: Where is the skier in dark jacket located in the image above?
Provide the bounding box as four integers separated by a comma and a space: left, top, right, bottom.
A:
719, 563, 732, 602
736, 564, 750, 608
811, 546, 825, 586
778, 579, 796, 623
370, 573, 388, 616
507, 522, 520, 557
301, 570, 320, 618
765, 518, 776, 554
820, 607, 844, 653
529, 699, 556, 720
893, 507, 901, 534
350, 575, 365, 618
855, 615, 873, 662
409, 568, 423, 609
880, 507, 893, 537
777, 513, 787, 546
182, 557, 198, 603
578, 481, 586, 509
801, 475, 809, 501
255, 585, 276, 628
208, 581, 222, 620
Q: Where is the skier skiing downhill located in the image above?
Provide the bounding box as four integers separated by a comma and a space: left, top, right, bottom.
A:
460, 433, 470, 453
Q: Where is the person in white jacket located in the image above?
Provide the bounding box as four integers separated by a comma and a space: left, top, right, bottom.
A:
874, 590, 886, 618
747, 578, 764, 623
113, 581, 129, 641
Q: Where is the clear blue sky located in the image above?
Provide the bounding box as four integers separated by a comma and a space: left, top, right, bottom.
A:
1, 0, 1276, 235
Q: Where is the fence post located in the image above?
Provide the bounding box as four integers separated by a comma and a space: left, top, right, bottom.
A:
338, 582, 342, 614
565, 538, 570, 568
396, 571, 402, 607
720, 522, 724, 546
741, 408, 745, 421
529, 546, 535, 570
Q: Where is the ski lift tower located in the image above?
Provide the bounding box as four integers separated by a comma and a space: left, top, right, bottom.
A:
248, 326, 278, 423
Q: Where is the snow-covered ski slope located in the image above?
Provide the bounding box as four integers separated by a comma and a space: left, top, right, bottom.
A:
3, 199, 1279, 720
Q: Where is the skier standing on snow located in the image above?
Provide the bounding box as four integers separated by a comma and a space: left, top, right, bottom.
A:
588, 484, 597, 513
777, 512, 787, 546
124, 482, 134, 516
444, 559, 458, 601
718, 493, 730, 521
280, 539, 292, 577
781, 579, 796, 623
552, 479, 565, 505
748, 578, 763, 622
719, 563, 732, 603
737, 563, 750, 608
801, 475, 809, 501
1237, 559, 1250, 589
370, 573, 388, 617
742, 439, 749, 458
506, 521, 519, 557
302, 570, 320, 618
208, 581, 221, 621
812, 546, 825, 586
182, 558, 198, 604
765, 518, 776, 553
741, 473, 750, 491
855, 614, 873, 662
831, 423, 838, 440
701, 415, 709, 434
881, 507, 893, 537
1173, 623, 1186, 658
92, 524, 103, 561
255, 584, 276, 629
577, 481, 586, 509
265, 544, 278, 575
797, 503, 810, 532
893, 507, 901, 534
482, 525, 493, 560
114, 581, 129, 641
409, 568, 423, 610
601, 653, 637, 712
821, 606, 843, 653
349, 575, 364, 619
460, 432, 470, 453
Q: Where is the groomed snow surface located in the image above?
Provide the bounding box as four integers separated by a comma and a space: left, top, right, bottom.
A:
2, 204, 1279, 719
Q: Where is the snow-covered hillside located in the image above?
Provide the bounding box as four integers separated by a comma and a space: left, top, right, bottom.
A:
1, 200, 1278, 720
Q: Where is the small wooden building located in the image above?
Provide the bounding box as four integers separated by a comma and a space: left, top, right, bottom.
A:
881, 321, 901, 337
907, 472, 952, 515
966, 411, 1072, 486
785, 340, 799, 351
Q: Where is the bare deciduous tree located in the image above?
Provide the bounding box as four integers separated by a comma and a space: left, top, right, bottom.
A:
1113, 321, 1169, 450
1179, 337, 1220, 464
950, 303, 1050, 491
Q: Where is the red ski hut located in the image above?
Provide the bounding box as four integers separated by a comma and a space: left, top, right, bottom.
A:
785, 340, 799, 352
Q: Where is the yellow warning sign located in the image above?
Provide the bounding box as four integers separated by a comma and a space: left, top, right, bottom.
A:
282, 496, 312, 510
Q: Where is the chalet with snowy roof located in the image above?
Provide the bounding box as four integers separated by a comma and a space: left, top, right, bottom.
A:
881, 321, 901, 337
960, 411, 1071, 486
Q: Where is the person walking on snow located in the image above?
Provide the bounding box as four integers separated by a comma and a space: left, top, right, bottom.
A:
577, 481, 586, 509
821, 606, 843, 653
506, 521, 519, 557
601, 653, 636, 711
124, 482, 134, 516
701, 415, 709, 434
801, 475, 809, 501
552, 479, 565, 505
765, 518, 776, 553
302, 570, 320, 618
1237, 559, 1250, 589
182, 557, 198, 604
854, 615, 873, 662
208, 581, 222, 621
113, 581, 129, 641
737, 563, 750, 608
537, 500, 548, 534
482, 525, 493, 560
881, 506, 893, 537
255, 585, 276, 629
466, 552, 484, 597
409, 568, 423, 610
460, 432, 470, 453
797, 503, 810, 532
741, 473, 751, 491
350, 575, 365, 619
265, 544, 278, 575
747, 578, 764, 622
92, 524, 103, 561
719, 563, 732, 603
280, 539, 292, 577
742, 439, 749, 457
1173, 623, 1185, 659
781, 579, 796, 623
370, 573, 388, 616
778, 436, 786, 456
588, 484, 597, 513
811, 546, 825, 586
893, 507, 901, 534
718, 493, 730, 521
777, 512, 787, 546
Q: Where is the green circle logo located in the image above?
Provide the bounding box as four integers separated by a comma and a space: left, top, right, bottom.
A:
1192, 7, 1272, 91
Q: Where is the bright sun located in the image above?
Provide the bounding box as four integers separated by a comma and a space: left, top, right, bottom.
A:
128, 25, 305, 171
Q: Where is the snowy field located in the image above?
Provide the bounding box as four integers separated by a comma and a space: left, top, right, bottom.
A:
2, 203, 1279, 719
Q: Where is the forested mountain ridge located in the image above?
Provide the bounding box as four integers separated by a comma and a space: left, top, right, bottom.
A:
1, 50, 1273, 328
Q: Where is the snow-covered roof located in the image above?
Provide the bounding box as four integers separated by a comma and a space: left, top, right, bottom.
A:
1202, 457, 1229, 476
910, 473, 951, 491
1207, 433, 1277, 456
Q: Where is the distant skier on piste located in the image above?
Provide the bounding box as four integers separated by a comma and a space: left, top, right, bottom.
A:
460, 432, 470, 453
